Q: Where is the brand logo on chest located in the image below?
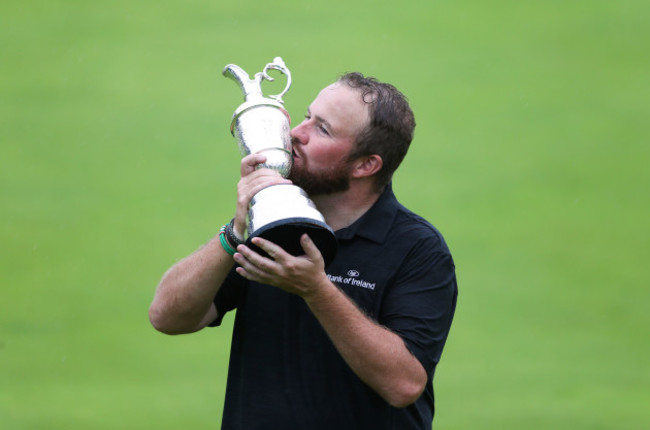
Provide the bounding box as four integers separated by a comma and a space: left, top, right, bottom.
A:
327, 269, 376, 290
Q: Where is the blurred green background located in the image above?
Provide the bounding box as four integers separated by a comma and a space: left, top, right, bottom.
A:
2, 0, 648, 428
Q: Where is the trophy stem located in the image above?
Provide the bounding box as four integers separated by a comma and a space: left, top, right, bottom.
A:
246, 184, 337, 266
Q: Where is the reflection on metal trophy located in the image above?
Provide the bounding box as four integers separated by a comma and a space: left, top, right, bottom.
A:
222, 57, 337, 266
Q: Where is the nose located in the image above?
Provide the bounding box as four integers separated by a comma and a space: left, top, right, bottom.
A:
290, 120, 308, 145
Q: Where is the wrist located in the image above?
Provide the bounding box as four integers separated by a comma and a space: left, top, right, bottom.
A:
218, 223, 237, 256
225, 218, 245, 247
302, 275, 338, 306
232, 217, 246, 241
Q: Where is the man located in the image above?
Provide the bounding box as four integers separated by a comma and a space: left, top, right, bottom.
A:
149, 72, 457, 429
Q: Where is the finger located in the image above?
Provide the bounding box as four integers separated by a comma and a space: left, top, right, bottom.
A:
233, 248, 269, 279
250, 237, 287, 262
236, 171, 283, 218
241, 153, 267, 176
235, 260, 265, 282
300, 234, 324, 262
235, 243, 282, 274
239, 169, 291, 195
249, 171, 292, 194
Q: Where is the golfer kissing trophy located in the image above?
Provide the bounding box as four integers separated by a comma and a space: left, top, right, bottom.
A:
222, 56, 337, 266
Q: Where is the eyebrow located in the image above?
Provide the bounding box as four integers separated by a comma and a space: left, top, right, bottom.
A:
307, 108, 333, 133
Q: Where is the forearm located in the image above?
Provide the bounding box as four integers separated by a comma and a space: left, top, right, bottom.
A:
305, 281, 427, 407
149, 235, 234, 334
232, 234, 427, 406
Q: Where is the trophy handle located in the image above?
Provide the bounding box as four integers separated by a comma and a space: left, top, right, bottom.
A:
261, 57, 292, 104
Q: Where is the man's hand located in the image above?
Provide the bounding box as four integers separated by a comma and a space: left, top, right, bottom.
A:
234, 232, 427, 407
233, 153, 292, 239
233, 233, 330, 300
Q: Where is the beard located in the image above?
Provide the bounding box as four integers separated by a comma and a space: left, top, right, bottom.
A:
289, 158, 353, 196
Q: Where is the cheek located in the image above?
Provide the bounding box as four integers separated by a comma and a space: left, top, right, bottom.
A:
304, 145, 330, 164
316, 143, 350, 161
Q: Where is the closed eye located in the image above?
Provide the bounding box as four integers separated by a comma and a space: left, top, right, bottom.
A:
304, 113, 331, 136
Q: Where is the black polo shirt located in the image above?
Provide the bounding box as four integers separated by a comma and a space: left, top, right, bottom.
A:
211, 185, 457, 429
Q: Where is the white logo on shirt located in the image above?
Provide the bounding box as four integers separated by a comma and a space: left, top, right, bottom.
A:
327, 270, 376, 290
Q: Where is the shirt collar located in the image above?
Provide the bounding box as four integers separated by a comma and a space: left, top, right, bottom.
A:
335, 183, 399, 244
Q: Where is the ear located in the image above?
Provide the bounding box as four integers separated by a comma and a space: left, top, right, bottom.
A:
351, 154, 383, 179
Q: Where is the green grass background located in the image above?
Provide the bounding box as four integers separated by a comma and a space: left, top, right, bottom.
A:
2, 0, 648, 428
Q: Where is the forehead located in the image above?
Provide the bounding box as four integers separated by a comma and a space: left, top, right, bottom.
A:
310, 83, 370, 138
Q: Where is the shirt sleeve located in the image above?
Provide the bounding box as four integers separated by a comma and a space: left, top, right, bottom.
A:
379, 236, 458, 376
208, 267, 245, 327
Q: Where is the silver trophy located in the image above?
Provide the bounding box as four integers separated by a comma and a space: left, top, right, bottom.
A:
222, 57, 337, 266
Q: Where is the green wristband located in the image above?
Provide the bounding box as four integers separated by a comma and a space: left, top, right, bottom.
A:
219, 227, 236, 256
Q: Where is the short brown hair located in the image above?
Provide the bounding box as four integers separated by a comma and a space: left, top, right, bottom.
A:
338, 72, 416, 191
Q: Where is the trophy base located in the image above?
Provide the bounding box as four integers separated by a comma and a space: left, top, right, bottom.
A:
247, 217, 337, 267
